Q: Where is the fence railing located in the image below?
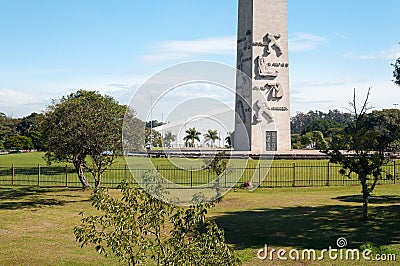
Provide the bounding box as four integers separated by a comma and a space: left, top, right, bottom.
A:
0, 161, 398, 189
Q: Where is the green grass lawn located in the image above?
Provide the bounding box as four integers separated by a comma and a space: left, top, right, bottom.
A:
0, 184, 399, 265
1, 152, 397, 190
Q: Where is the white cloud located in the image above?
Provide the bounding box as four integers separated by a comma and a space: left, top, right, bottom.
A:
289, 33, 327, 52
141, 33, 328, 63
140, 36, 236, 62
0, 89, 39, 107
343, 46, 400, 60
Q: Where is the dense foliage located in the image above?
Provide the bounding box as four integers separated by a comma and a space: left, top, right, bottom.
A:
0, 112, 43, 150
42, 90, 129, 188
74, 173, 240, 266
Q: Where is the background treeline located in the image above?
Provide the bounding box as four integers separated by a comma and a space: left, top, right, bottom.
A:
1, 107, 399, 151
291, 109, 400, 150
0, 112, 44, 150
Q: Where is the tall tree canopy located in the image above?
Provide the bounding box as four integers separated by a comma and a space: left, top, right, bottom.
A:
42, 90, 128, 188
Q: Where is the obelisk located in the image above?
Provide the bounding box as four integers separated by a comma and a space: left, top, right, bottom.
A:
234, 0, 291, 152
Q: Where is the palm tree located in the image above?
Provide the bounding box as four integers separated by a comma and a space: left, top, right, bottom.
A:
163, 131, 176, 148
204, 129, 220, 147
183, 127, 201, 148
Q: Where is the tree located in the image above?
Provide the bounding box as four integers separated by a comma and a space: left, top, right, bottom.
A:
15, 112, 44, 150
204, 129, 220, 148
225, 132, 233, 148
362, 109, 400, 152
205, 152, 229, 198
324, 88, 392, 221
163, 131, 176, 148
4, 135, 33, 150
0, 113, 18, 148
183, 127, 201, 148
393, 57, 400, 86
74, 173, 240, 265
291, 109, 353, 135
42, 90, 127, 189
145, 128, 162, 147
122, 108, 145, 153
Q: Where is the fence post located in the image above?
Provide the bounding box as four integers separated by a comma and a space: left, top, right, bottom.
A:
38, 164, 41, 187
11, 164, 14, 186
65, 165, 68, 187
394, 160, 396, 184
292, 163, 296, 187
258, 164, 261, 187
326, 162, 330, 186
124, 164, 128, 179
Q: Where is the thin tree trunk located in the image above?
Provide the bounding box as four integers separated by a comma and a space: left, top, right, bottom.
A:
94, 173, 101, 189
74, 161, 90, 189
361, 179, 369, 221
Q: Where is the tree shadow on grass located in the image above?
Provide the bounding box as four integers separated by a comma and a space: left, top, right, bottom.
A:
213, 204, 400, 251
334, 195, 400, 204
0, 187, 66, 199
0, 187, 90, 210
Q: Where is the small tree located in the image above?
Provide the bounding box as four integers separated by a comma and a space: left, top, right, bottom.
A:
183, 127, 201, 148
145, 128, 162, 147
225, 132, 233, 148
204, 129, 220, 147
74, 173, 240, 265
42, 90, 127, 189
325, 88, 392, 221
163, 131, 176, 148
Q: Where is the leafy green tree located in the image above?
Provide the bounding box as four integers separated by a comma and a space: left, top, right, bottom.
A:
311, 131, 328, 150
325, 88, 393, 221
225, 132, 233, 148
303, 119, 341, 136
145, 128, 162, 147
4, 135, 33, 150
204, 152, 229, 198
74, 173, 240, 265
0, 113, 18, 147
291, 109, 353, 135
393, 57, 400, 86
183, 127, 201, 148
122, 108, 145, 153
163, 131, 176, 148
204, 129, 220, 147
16, 113, 42, 135
42, 90, 127, 189
362, 109, 400, 152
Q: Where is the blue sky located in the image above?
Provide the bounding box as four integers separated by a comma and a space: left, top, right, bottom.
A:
1, 0, 399, 118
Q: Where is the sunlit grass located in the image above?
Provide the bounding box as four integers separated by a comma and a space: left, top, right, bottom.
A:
0, 184, 399, 265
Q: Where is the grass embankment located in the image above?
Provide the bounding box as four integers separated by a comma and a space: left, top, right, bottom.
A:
0, 185, 399, 265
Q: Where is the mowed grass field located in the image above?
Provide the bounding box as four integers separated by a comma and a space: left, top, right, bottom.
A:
0, 185, 399, 265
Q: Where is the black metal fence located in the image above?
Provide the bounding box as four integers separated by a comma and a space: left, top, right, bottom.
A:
0, 161, 397, 189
